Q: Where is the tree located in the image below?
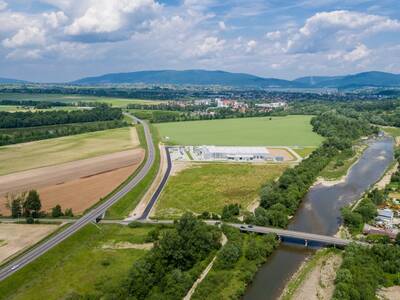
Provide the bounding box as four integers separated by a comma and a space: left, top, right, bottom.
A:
395, 232, 400, 246
23, 190, 41, 218
51, 205, 64, 218
216, 242, 241, 269
11, 199, 22, 218
64, 208, 74, 217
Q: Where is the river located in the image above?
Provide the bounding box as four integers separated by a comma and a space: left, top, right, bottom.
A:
243, 137, 394, 300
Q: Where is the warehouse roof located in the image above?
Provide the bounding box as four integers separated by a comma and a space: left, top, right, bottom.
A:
201, 146, 269, 155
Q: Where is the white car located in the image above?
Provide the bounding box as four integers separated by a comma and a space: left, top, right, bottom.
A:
10, 264, 19, 271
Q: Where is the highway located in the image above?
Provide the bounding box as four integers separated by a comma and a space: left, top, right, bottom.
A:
0, 115, 155, 281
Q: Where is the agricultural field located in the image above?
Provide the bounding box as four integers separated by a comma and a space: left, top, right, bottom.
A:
154, 163, 288, 219
0, 93, 162, 107
0, 223, 60, 264
155, 115, 323, 146
0, 127, 139, 175
292, 147, 317, 158
0, 224, 154, 300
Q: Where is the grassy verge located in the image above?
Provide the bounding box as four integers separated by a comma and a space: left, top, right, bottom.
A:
154, 163, 288, 219
281, 248, 341, 300
292, 147, 316, 158
105, 124, 161, 218
0, 224, 154, 300
192, 226, 279, 300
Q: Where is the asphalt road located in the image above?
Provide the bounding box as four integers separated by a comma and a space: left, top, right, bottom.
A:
138, 147, 172, 220
0, 115, 155, 281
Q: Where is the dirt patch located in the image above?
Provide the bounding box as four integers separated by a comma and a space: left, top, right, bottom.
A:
268, 148, 295, 161
0, 149, 145, 215
247, 198, 260, 213
378, 286, 400, 300
290, 253, 342, 300
102, 241, 153, 250
170, 161, 196, 176
0, 223, 59, 263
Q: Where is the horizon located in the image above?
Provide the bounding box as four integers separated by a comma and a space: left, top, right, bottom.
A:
0, 0, 399, 82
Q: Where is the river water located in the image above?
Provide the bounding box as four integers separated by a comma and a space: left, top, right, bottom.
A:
243, 137, 394, 300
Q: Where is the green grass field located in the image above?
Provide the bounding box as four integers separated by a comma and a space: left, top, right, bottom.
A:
0, 224, 153, 300
155, 115, 323, 146
0, 127, 138, 175
382, 126, 400, 137
0, 93, 162, 107
154, 163, 288, 219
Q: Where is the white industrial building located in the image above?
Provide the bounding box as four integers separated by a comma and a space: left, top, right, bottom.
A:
194, 146, 272, 162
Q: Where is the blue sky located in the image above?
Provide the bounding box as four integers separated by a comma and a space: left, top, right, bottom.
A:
0, 0, 399, 82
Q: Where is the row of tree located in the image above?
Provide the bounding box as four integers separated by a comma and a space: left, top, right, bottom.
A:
0, 120, 126, 146
0, 100, 69, 108
0, 105, 122, 128
7, 191, 73, 221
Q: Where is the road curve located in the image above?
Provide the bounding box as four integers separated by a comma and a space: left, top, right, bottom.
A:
0, 115, 155, 281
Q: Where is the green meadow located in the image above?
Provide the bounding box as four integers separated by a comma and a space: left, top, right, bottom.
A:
155, 115, 323, 146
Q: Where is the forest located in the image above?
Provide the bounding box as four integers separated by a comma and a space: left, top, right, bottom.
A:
333, 243, 400, 300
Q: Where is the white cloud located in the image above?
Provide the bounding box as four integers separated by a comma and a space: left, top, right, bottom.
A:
43, 11, 68, 28
218, 21, 226, 30
285, 10, 400, 53
192, 36, 225, 57
64, 0, 160, 39
246, 40, 257, 53
343, 43, 370, 61
3, 27, 46, 48
0, 0, 7, 11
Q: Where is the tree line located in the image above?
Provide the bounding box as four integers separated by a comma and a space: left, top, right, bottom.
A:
6, 190, 73, 222
244, 111, 377, 228
0, 120, 127, 146
0, 100, 69, 108
0, 105, 122, 128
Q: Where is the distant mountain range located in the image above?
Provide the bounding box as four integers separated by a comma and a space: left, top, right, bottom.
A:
72, 70, 400, 89
0, 77, 29, 84
2, 70, 400, 89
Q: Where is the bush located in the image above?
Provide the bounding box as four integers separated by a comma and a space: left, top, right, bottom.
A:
51, 205, 64, 218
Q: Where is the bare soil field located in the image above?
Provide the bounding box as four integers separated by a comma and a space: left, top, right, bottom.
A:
378, 286, 400, 300
0, 127, 139, 176
0, 148, 145, 215
0, 223, 59, 264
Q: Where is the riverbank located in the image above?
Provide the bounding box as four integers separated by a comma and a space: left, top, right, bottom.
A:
314, 143, 368, 187
279, 249, 342, 300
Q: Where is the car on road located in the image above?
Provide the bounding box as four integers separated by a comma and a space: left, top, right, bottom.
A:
10, 264, 19, 271
240, 225, 246, 229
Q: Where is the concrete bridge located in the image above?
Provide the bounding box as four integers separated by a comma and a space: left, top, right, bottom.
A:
229, 224, 367, 247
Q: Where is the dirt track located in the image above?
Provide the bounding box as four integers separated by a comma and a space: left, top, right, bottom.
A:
0, 149, 145, 215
